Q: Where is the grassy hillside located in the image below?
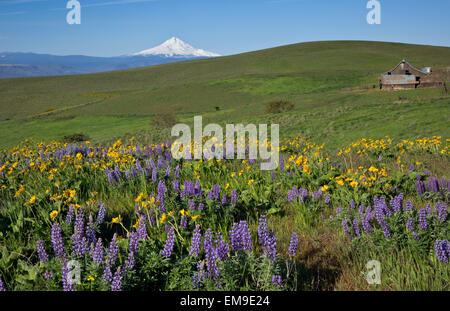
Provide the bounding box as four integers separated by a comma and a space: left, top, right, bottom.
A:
0, 41, 449, 148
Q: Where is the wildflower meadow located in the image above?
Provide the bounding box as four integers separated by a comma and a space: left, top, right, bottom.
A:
0, 135, 448, 291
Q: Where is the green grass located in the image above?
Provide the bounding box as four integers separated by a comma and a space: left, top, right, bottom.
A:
0, 40, 449, 149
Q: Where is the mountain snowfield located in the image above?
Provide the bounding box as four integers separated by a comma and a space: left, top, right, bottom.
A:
133, 37, 221, 57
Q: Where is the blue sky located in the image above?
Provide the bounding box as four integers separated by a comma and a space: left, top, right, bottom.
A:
0, 0, 449, 56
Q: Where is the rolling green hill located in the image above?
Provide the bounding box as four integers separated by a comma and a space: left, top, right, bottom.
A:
0, 40, 449, 149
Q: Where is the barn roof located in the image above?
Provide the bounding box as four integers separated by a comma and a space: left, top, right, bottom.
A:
385, 59, 429, 75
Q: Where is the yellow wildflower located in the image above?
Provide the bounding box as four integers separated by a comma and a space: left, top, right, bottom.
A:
50, 210, 58, 219
112, 215, 122, 223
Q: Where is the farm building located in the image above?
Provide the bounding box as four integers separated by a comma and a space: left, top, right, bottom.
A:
380, 59, 444, 90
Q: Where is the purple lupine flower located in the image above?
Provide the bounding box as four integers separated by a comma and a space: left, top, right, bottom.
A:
180, 216, 188, 230
350, 200, 355, 209
137, 217, 147, 240
230, 190, 238, 206
107, 234, 119, 265
352, 218, 361, 237
279, 156, 285, 172
204, 229, 220, 279
0, 277, 5, 291
103, 261, 113, 283
436, 202, 447, 222
66, 205, 75, 225
92, 238, 104, 264
135, 160, 143, 174
131, 166, 138, 178
188, 199, 196, 210
287, 232, 299, 257
198, 202, 204, 211
189, 224, 202, 257
215, 233, 230, 261
336, 207, 341, 215
312, 192, 319, 201
434, 240, 449, 263
265, 233, 277, 263
72, 215, 88, 257
271, 275, 282, 287
358, 204, 365, 215
194, 180, 203, 197
428, 176, 440, 192
96, 201, 106, 225
287, 188, 297, 202
173, 179, 180, 192
419, 208, 428, 230
212, 184, 221, 201
174, 165, 180, 178
43, 270, 53, 281
412, 231, 419, 240
342, 220, 350, 237
324, 195, 331, 204
161, 226, 175, 258
258, 215, 269, 247
409, 164, 414, 171
62, 259, 75, 291
406, 217, 414, 232
36, 240, 49, 263
361, 215, 372, 234
405, 200, 413, 212
151, 169, 157, 183
51, 222, 65, 259
416, 181, 426, 195
221, 194, 228, 205
111, 267, 122, 291
425, 203, 432, 215
229, 221, 253, 251
86, 215, 96, 246
125, 251, 135, 271
239, 221, 253, 251
128, 232, 139, 254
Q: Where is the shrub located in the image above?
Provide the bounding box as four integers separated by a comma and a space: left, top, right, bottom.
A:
62, 133, 90, 143
152, 112, 179, 129
265, 100, 294, 114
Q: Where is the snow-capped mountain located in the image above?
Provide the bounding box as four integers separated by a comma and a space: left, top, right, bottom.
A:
133, 37, 221, 58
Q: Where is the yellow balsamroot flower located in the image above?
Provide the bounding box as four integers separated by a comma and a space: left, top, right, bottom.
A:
225, 183, 230, 190
350, 181, 359, 188
180, 209, 190, 217
50, 210, 58, 219
335, 179, 344, 186
168, 211, 174, 216
320, 185, 328, 192
191, 215, 200, 221
87, 275, 95, 282
14, 185, 25, 198
133, 219, 140, 229
135, 192, 145, 202
368, 166, 378, 173
160, 213, 167, 224
248, 179, 255, 186
24, 195, 36, 206
302, 164, 310, 174
112, 215, 122, 224
1, 185, 6, 190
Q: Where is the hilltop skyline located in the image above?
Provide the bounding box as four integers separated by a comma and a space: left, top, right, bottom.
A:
0, 0, 449, 57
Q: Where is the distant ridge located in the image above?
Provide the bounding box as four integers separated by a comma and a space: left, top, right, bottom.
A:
0, 37, 220, 78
